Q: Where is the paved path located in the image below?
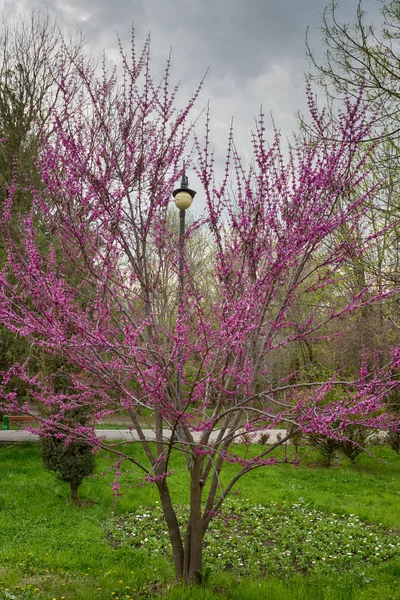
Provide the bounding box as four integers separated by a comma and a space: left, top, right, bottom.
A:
0, 428, 288, 444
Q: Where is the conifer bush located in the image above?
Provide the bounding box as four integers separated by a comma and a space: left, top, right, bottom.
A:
40, 407, 95, 504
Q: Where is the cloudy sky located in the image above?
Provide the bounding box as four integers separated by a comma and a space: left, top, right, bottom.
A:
2, 0, 382, 199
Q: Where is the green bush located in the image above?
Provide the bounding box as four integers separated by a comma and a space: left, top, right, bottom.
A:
40, 406, 95, 504
308, 425, 369, 466
307, 434, 339, 466
40, 435, 95, 504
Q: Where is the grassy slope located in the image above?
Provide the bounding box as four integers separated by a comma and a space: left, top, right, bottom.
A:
0, 443, 400, 599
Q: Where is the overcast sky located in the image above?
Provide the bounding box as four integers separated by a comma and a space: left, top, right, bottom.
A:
2, 0, 382, 202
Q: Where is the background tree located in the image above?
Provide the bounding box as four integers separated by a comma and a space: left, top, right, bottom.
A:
0, 9, 88, 217
306, 0, 400, 437
0, 11, 89, 412
307, 0, 400, 139
306, 0, 400, 290
0, 34, 400, 585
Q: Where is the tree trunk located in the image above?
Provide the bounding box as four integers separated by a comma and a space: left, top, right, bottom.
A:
182, 515, 203, 584
157, 461, 205, 584
183, 458, 203, 584
70, 479, 80, 505
157, 481, 184, 579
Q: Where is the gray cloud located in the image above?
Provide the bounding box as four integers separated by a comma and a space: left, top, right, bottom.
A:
2, 0, 383, 170
4, 0, 376, 80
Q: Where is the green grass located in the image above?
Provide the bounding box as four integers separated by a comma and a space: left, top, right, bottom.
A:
0, 443, 400, 599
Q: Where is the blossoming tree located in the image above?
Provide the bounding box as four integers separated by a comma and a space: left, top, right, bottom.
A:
0, 38, 399, 583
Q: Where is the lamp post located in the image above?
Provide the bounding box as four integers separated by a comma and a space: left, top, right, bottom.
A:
172, 169, 196, 408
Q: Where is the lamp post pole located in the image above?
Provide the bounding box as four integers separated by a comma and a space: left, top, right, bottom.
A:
172, 169, 196, 408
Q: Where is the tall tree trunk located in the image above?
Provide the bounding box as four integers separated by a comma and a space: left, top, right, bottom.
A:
157, 481, 184, 579
70, 479, 79, 505
183, 457, 204, 584
157, 461, 205, 584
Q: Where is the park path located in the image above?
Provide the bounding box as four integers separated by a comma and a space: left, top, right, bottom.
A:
0, 428, 287, 444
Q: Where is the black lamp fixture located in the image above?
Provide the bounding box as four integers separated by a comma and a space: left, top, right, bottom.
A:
172, 167, 196, 210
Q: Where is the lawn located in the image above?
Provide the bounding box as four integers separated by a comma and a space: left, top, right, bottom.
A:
1, 442, 400, 599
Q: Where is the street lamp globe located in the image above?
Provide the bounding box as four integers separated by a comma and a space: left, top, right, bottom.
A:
173, 190, 193, 210
172, 170, 196, 210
